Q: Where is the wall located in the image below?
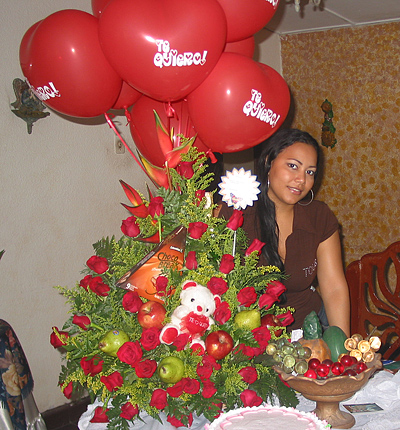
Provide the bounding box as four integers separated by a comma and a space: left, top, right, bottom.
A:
0, 1, 148, 412
280, 23, 400, 264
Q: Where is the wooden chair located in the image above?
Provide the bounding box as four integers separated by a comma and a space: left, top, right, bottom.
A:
345, 241, 400, 360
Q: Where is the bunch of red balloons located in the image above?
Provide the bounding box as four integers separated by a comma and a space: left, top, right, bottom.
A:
19, 0, 290, 161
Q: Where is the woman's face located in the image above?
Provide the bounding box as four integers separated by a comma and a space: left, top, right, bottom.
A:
267, 142, 317, 208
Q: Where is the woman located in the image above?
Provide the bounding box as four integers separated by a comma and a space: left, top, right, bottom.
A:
220, 128, 350, 335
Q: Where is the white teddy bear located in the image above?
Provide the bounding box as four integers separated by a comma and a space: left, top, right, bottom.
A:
160, 280, 220, 353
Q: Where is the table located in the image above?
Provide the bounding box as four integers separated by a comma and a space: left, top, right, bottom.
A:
79, 369, 400, 430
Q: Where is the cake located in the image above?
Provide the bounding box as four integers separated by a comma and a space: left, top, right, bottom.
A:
205, 404, 330, 430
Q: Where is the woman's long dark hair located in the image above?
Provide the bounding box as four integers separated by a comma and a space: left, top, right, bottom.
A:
256, 129, 321, 272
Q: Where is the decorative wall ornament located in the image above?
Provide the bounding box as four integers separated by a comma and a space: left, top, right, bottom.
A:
321, 99, 337, 148
11, 78, 50, 134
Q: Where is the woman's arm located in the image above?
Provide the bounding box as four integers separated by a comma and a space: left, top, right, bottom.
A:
316, 230, 351, 337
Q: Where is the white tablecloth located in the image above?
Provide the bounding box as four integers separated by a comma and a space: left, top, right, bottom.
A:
79, 370, 400, 430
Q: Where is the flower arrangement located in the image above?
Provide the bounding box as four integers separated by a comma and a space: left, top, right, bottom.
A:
51, 141, 298, 429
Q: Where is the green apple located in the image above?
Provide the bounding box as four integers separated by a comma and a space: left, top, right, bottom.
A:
158, 356, 185, 384
98, 329, 129, 357
234, 309, 261, 330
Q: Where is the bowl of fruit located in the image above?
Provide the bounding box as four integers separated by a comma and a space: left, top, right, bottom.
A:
269, 312, 382, 429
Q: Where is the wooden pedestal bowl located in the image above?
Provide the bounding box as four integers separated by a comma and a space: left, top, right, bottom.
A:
274, 354, 382, 429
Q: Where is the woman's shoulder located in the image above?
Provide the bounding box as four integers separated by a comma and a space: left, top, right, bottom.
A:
296, 200, 339, 238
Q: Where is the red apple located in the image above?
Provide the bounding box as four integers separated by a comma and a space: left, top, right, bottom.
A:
205, 330, 234, 360
331, 361, 345, 376
261, 314, 283, 337
137, 301, 166, 329
304, 369, 317, 379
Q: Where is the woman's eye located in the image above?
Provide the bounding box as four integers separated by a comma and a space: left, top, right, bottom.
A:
288, 163, 297, 169
307, 170, 316, 176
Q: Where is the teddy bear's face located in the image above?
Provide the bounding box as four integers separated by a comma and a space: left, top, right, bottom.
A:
180, 286, 216, 317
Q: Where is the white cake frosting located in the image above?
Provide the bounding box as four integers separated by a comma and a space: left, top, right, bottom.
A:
205, 404, 330, 430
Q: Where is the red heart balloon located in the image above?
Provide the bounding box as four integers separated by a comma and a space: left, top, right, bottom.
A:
98, 0, 227, 102
91, 0, 112, 17
129, 95, 208, 167
112, 81, 142, 110
20, 10, 122, 118
224, 36, 255, 58
216, 0, 280, 42
187, 53, 290, 153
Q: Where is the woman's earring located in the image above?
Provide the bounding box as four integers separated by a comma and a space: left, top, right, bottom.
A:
267, 175, 270, 188
298, 189, 314, 206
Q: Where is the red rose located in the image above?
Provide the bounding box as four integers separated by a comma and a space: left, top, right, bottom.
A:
226, 209, 244, 231
207, 277, 228, 295
188, 222, 208, 239
237, 286, 257, 307
185, 251, 198, 270
167, 413, 193, 428
196, 363, 213, 380
277, 310, 294, 327
155, 275, 168, 294
202, 380, 217, 398
252, 326, 271, 348
90, 407, 109, 423
148, 196, 164, 218
72, 315, 91, 330
195, 190, 205, 206
88, 276, 110, 296
62, 381, 73, 399
240, 389, 263, 407
140, 327, 161, 351
267, 280, 286, 297
149, 389, 167, 410
177, 161, 194, 179
172, 333, 190, 351
167, 380, 185, 398
219, 254, 235, 274
117, 341, 143, 367
80, 355, 104, 376
122, 291, 143, 313
238, 366, 258, 384
258, 293, 276, 310
100, 371, 123, 392
50, 327, 69, 348
120, 402, 138, 420
183, 377, 200, 395
79, 275, 92, 291
121, 216, 140, 237
234, 343, 255, 358
245, 239, 265, 257
135, 359, 157, 378
203, 354, 221, 370
213, 301, 231, 325
86, 255, 109, 274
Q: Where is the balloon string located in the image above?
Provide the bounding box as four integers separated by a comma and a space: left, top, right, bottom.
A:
104, 112, 148, 177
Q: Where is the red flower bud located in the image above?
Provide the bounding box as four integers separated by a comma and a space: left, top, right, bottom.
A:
245, 239, 265, 257
86, 255, 109, 274
50, 327, 69, 348
186, 251, 198, 270
188, 221, 208, 239
121, 216, 140, 237
226, 210, 243, 231
72, 315, 91, 330
219, 254, 234, 274
148, 196, 164, 218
